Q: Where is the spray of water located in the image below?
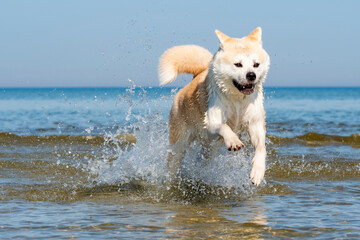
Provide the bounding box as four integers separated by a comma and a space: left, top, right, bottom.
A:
82, 84, 259, 203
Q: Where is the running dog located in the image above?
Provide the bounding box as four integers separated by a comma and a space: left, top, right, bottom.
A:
159, 28, 270, 185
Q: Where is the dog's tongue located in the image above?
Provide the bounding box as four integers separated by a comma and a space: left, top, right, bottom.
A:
232, 80, 255, 95
242, 84, 255, 95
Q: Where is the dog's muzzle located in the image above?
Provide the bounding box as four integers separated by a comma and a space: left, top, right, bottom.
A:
232, 80, 255, 95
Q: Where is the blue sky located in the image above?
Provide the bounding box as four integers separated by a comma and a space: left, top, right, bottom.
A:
1, 0, 359, 87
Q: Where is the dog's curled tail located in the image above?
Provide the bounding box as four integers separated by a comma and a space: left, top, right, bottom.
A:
158, 45, 213, 85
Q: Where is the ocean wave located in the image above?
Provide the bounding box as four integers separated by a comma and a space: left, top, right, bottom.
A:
269, 132, 360, 148
1, 127, 359, 203
1, 156, 358, 202
0, 132, 136, 148
1, 131, 358, 148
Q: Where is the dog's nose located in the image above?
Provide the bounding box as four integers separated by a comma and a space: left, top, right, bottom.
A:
246, 72, 256, 81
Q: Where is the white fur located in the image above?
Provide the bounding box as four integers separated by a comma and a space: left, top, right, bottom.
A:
161, 29, 270, 186
159, 67, 177, 86
204, 51, 269, 185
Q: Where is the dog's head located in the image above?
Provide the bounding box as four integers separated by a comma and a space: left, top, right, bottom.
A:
211, 27, 270, 96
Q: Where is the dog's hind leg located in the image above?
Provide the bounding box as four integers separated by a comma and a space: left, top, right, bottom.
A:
167, 140, 187, 181
167, 122, 190, 181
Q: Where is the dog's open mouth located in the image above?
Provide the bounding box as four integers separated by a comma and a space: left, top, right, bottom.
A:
232, 80, 255, 95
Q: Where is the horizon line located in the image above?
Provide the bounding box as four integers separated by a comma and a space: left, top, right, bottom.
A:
1, 86, 360, 89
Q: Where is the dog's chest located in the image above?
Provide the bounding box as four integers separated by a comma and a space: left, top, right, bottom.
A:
225, 102, 250, 131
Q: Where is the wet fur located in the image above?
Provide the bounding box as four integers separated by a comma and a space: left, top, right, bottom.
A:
159, 28, 270, 185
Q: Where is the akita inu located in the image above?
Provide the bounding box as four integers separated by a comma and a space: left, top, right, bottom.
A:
159, 27, 270, 186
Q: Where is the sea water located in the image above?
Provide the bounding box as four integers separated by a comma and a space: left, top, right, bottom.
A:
1, 87, 359, 239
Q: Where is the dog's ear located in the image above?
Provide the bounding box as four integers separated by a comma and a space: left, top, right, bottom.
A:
248, 27, 262, 42
215, 30, 230, 48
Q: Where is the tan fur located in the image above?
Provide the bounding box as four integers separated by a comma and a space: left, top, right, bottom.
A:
159, 28, 270, 186
168, 70, 208, 144
159, 45, 212, 85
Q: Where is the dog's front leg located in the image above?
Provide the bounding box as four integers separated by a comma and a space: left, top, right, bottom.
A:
248, 120, 266, 186
206, 102, 243, 151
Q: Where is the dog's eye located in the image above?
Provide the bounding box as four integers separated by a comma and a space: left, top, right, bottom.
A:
234, 63, 243, 68
253, 63, 260, 68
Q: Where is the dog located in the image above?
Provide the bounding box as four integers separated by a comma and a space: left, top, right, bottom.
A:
158, 27, 270, 186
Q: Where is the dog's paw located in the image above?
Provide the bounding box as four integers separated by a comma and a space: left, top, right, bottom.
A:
224, 133, 244, 151
249, 161, 265, 186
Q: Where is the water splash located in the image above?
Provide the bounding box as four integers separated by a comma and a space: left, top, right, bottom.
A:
82, 85, 258, 203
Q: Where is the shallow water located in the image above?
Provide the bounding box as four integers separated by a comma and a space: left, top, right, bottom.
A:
1, 87, 360, 239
